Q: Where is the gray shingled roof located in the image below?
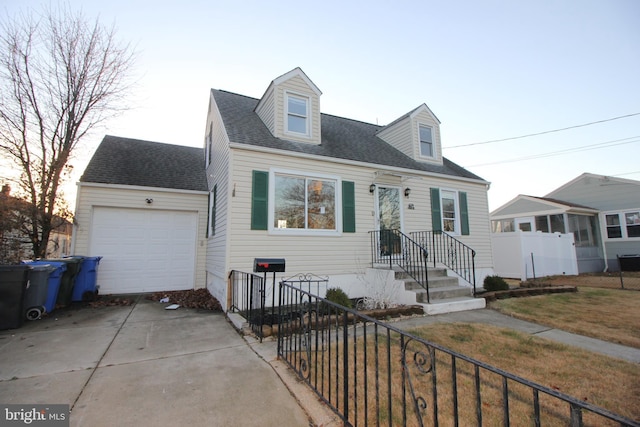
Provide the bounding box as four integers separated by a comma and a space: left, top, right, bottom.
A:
213, 89, 485, 182
531, 196, 598, 211
80, 136, 208, 192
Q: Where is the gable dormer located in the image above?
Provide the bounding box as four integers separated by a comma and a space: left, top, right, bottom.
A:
376, 103, 442, 165
255, 67, 322, 145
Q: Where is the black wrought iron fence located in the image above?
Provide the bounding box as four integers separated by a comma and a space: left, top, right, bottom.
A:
369, 229, 430, 302
228, 270, 266, 339
277, 280, 639, 427
411, 230, 476, 293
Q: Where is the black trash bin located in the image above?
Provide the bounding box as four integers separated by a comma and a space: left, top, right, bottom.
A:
22, 263, 56, 320
46, 257, 82, 307
0, 265, 31, 330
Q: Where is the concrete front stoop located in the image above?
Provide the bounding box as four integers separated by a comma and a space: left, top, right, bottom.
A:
394, 267, 486, 315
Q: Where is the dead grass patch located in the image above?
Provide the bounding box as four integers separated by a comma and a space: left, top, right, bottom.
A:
489, 287, 640, 348
288, 322, 640, 425
411, 323, 640, 422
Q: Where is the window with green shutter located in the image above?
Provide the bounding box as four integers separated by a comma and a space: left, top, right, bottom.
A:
459, 191, 469, 235
342, 181, 355, 232
430, 188, 442, 232
210, 185, 217, 236
251, 171, 269, 230
430, 188, 470, 235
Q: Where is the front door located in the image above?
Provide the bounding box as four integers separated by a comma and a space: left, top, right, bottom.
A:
376, 186, 403, 255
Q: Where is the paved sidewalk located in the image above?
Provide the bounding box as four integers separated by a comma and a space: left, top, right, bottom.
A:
0, 296, 313, 427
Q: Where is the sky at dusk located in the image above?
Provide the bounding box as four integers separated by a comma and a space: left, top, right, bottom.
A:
2, 0, 639, 211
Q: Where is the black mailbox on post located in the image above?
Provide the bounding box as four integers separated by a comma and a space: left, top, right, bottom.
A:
253, 258, 286, 273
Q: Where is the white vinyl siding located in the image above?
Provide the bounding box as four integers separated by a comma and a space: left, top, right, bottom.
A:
547, 174, 640, 212
228, 147, 493, 276
376, 106, 442, 164
204, 93, 232, 304
255, 86, 276, 134
376, 117, 413, 157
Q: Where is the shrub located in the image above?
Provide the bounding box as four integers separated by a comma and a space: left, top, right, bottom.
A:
325, 287, 353, 309
483, 275, 510, 292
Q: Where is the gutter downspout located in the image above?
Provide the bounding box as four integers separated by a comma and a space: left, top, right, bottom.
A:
599, 212, 609, 272
70, 182, 82, 255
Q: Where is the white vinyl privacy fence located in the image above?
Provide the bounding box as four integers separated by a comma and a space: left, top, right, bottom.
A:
491, 231, 578, 281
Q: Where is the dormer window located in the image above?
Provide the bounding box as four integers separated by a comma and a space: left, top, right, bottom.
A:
287, 94, 309, 135
419, 124, 434, 157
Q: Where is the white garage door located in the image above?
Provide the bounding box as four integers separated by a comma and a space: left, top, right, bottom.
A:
89, 207, 198, 294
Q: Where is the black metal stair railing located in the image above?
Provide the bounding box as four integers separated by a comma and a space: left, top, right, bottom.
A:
369, 229, 430, 303
411, 230, 476, 295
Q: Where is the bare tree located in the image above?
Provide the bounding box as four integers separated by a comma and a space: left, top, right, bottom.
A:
0, 5, 136, 258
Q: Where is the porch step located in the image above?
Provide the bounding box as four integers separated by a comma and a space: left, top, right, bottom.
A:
391, 266, 449, 280
403, 275, 460, 290
412, 285, 474, 302
420, 297, 486, 315
388, 266, 485, 315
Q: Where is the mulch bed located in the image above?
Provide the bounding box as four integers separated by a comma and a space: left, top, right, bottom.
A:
86, 289, 223, 311
146, 288, 223, 311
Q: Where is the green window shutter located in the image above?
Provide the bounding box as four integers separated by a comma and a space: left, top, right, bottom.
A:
206, 192, 211, 238
459, 191, 470, 235
430, 188, 442, 232
342, 181, 356, 233
211, 185, 217, 236
251, 171, 268, 230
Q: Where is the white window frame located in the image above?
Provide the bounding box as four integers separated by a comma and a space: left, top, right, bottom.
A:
285, 92, 310, 137
268, 168, 342, 236
602, 210, 640, 240
418, 124, 434, 158
440, 189, 459, 235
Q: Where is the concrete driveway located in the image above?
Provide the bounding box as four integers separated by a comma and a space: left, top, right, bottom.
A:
0, 296, 317, 426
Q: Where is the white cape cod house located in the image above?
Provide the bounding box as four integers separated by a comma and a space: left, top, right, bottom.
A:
74, 68, 494, 313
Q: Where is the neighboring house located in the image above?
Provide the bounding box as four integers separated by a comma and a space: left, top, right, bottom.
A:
73, 138, 209, 294
490, 173, 640, 277
73, 67, 494, 312
0, 184, 72, 263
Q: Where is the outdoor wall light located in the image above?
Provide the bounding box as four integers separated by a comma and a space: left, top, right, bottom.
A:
404, 188, 411, 197
369, 184, 376, 194
146, 198, 153, 204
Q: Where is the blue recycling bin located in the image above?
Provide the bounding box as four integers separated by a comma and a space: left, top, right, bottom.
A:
70, 256, 102, 302
22, 260, 67, 316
